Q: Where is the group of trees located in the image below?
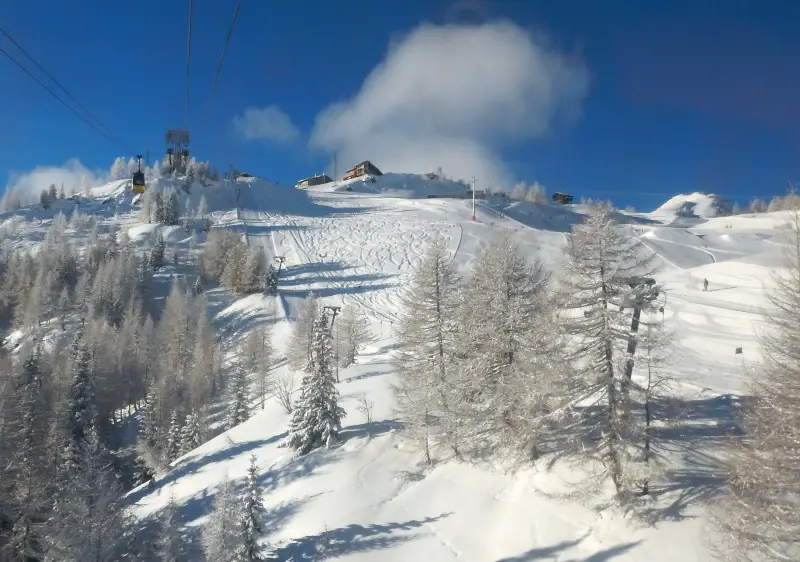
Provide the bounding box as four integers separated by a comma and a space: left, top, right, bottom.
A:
0, 215, 231, 559
709, 211, 800, 561
38, 183, 66, 209
139, 186, 181, 225
509, 181, 547, 203
110, 156, 218, 185
202, 230, 271, 295
737, 192, 800, 215
395, 206, 667, 500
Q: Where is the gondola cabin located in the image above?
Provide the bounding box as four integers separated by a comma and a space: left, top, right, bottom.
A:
131, 154, 146, 194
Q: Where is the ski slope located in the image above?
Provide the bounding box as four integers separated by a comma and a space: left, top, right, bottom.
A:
1, 176, 790, 560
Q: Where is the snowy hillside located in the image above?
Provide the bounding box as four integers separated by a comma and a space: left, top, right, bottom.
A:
0, 172, 794, 561
650, 192, 733, 220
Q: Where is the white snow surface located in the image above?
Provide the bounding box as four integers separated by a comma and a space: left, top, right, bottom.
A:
650, 192, 731, 219
2, 177, 792, 560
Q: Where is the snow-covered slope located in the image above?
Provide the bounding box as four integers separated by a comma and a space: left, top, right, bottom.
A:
1, 172, 790, 560
650, 192, 732, 220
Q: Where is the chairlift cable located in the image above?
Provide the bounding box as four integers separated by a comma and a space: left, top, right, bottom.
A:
0, 28, 133, 152
185, 0, 194, 131
0, 43, 129, 150
199, 0, 243, 129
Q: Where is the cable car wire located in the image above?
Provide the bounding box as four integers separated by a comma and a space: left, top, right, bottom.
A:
185, 0, 194, 131
199, 0, 243, 128
0, 27, 133, 152
0, 43, 132, 151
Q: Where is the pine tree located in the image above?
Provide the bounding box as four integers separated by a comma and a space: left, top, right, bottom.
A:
263, 264, 279, 296
710, 211, 800, 561
233, 455, 267, 561
109, 157, 127, 181
556, 203, 661, 499
62, 334, 95, 471
202, 476, 238, 562
193, 275, 203, 296
166, 411, 183, 462
180, 410, 203, 454
45, 432, 131, 562
227, 363, 251, 428
286, 314, 345, 454
150, 230, 165, 270
393, 236, 461, 463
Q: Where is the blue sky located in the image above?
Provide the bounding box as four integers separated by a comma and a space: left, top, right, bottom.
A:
1, 0, 798, 210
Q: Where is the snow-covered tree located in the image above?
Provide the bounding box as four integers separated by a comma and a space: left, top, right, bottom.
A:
150, 230, 165, 270
287, 293, 319, 373
556, 203, 661, 499
264, 264, 279, 296
241, 324, 273, 409
710, 211, 800, 561
286, 313, 345, 454
454, 233, 557, 460
336, 306, 370, 369
109, 157, 128, 181
227, 363, 251, 428
393, 237, 461, 462
233, 455, 267, 561
202, 475, 238, 562
166, 411, 182, 462
180, 410, 203, 454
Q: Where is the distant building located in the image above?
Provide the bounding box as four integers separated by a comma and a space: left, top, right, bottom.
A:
342, 161, 383, 181
552, 192, 574, 205
233, 172, 253, 180
296, 174, 333, 188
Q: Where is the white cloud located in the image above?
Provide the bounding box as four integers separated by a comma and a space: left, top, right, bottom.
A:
310, 21, 589, 187
3, 158, 101, 208
233, 105, 300, 144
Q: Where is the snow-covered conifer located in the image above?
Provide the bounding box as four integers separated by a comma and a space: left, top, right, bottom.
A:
202, 475, 238, 562
393, 236, 461, 462
150, 230, 165, 270
286, 313, 345, 454
455, 233, 556, 459
227, 363, 251, 429
180, 410, 203, 454
166, 411, 182, 461
556, 203, 661, 498
233, 455, 267, 561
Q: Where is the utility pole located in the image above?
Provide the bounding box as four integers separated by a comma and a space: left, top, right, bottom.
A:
470, 177, 477, 221
322, 305, 342, 382
274, 255, 286, 277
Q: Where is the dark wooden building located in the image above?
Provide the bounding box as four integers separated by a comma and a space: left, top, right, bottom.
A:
552, 192, 574, 205
296, 174, 333, 188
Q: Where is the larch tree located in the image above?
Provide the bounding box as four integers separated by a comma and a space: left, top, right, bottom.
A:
287, 293, 320, 373
455, 233, 557, 460
709, 211, 800, 562
393, 236, 461, 463
336, 305, 370, 370
286, 313, 345, 455
241, 324, 273, 409
556, 203, 661, 499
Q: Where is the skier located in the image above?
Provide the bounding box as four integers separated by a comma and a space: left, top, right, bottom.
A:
703, 278, 708, 291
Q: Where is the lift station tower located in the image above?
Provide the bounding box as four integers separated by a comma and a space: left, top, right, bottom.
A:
165, 129, 191, 174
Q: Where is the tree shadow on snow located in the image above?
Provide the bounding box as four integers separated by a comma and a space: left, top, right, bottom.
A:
495, 536, 640, 562
280, 282, 395, 299
126, 433, 286, 504
339, 419, 404, 441
269, 513, 451, 561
